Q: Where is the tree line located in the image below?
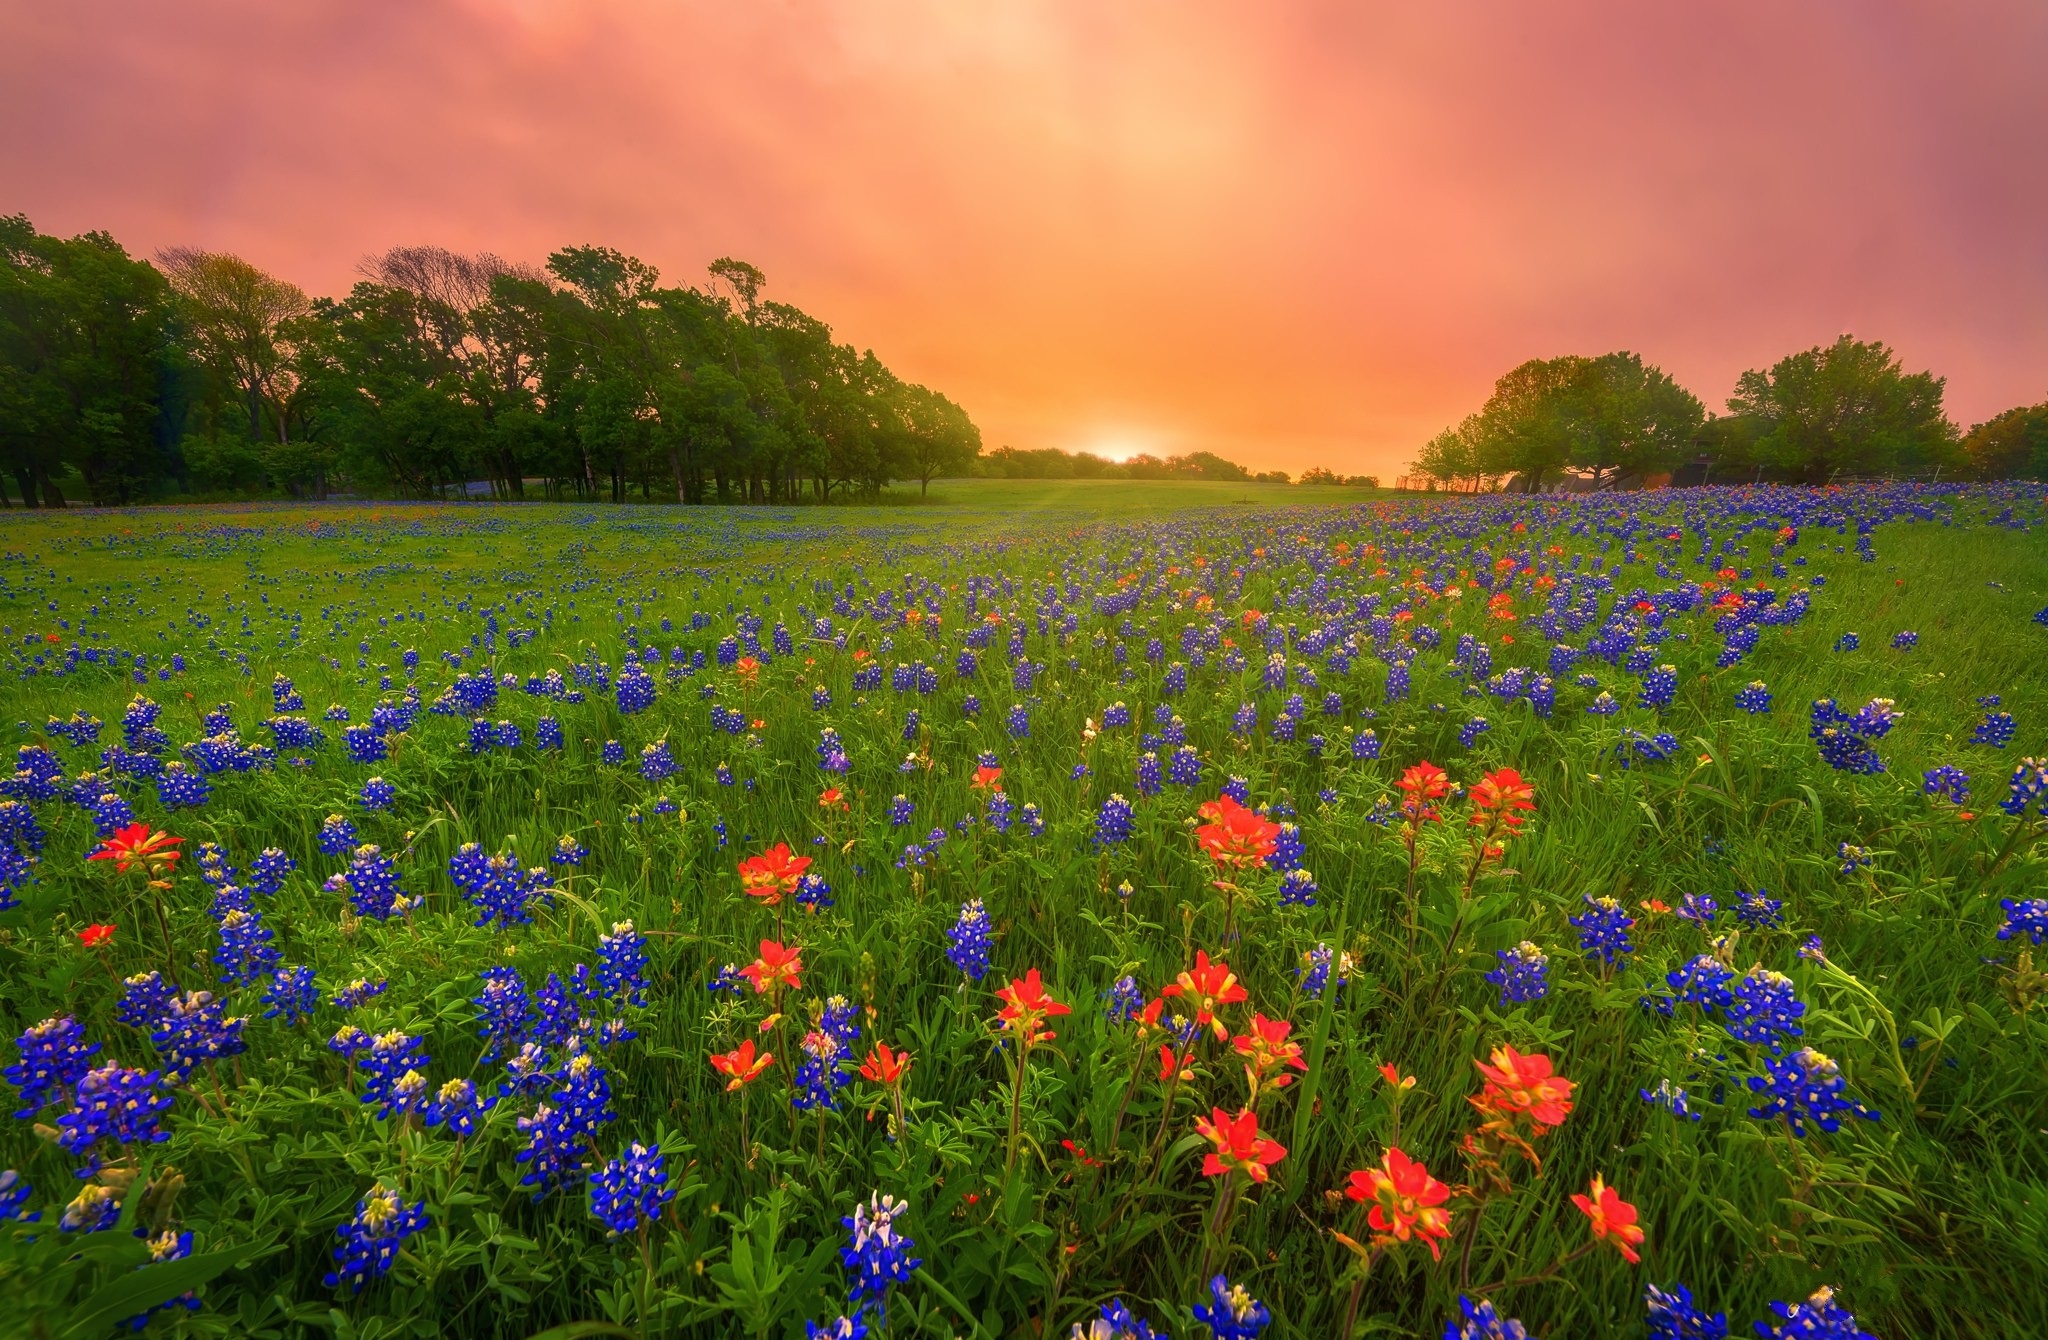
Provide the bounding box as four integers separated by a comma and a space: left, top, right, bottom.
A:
0, 214, 983, 506
1409, 342, 2047, 491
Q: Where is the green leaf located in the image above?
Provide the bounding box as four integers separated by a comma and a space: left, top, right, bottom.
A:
61, 1236, 278, 1340
522, 1325, 638, 1340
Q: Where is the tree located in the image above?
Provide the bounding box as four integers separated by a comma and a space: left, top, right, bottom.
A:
1960, 402, 2048, 480
1, 216, 175, 506
891, 383, 981, 494
157, 248, 310, 446
1413, 415, 1486, 491
1470, 356, 1589, 490
1568, 352, 1703, 485
1726, 335, 1957, 482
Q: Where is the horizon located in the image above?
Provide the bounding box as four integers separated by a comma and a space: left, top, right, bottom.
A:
5, 1, 2046, 478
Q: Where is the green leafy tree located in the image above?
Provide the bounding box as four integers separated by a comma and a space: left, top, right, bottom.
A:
1726, 335, 1958, 482
0, 215, 175, 506
1568, 351, 1704, 485
1960, 402, 2048, 480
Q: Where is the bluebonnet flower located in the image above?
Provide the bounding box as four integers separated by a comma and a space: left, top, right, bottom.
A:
1723, 968, 1806, 1047
1998, 757, 2048, 818
1734, 682, 1772, 714
1664, 956, 1738, 1016
1973, 710, 2017, 748
151, 991, 247, 1079
1753, 1287, 1875, 1340
1095, 793, 1134, 845
1586, 691, 1621, 716
325, 1184, 429, 1292
1570, 895, 1635, 966
596, 921, 649, 1006
840, 1192, 920, 1319
590, 1142, 673, 1235
343, 725, 387, 765
0, 798, 46, 854
0, 844, 34, 912
615, 664, 656, 715
1645, 1282, 1726, 1339
1747, 1048, 1879, 1137
333, 978, 389, 1010
1639, 1080, 1702, 1122
1440, 1297, 1530, 1339
61, 1183, 123, 1233
1195, 1275, 1271, 1340
318, 814, 358, 855
1913, 765, 1971, 809
1298, 942, 1351, 997
0, 1168, 35, 1222
601, 739, 626, 766
1074, 1298, 1166, 1339
55, 1064, 174, 1172
516, 1054, 616, 1196
6, 1015, 101, 1116
944, 898, 997, 981
213, 907, 281, 986
1277, 868, 1318, 907
1020, 803, 1045, 836
633, 741, 674, 782
1832, 632, 1859, 652
247, 846, 295, 896
1168, 746, 1204, 788
86, 791, 136, 837
1486, 942, 1550, 1005
340, 845, 411, 920
1106, 975, 1146, 1024
419, 1074, 496, 1135
551, 834, 589, 866
1458, 716, 1491, 748
1735, 889, 1784, 930
473, 968, 531, 1059
707, 964, 748, 998
796, 872, 835, 912
263, 966, 319, 1023
1639, 664, 1678, 710
117, 973, 174, 1030
536, 716, 564, 750
156, 762, 210, 808
1676, 893, 1719, 924
1136, 751, 1163, 797
357, 1030, 432, 1120
1006, 703, 1030, 737
1836, 843, 1870, 876
1996, 898, 2048, 945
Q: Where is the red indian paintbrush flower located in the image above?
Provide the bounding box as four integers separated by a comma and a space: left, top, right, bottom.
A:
818, 788, 848, 811
1378, 1062, 1417, 1092
78, 924, 116, 949
1345, 1147, 1453, 1259
1161, 950, 1248, 1040
1194, 1106, 1286, 1182
1158, 1044, 1196, 1083
1396, 761, 1450, 824
739, 940, 803, 995
736, 843, 812, 907
1470, 767, 1536, 833
1193, 795, 1282, 870
1231, 1013, 1307, 1098
970, 765, 1004, 791
87, 823, 182, 879
858, 1041, 913, 1086
994, 968, 1070, 1046
1471, 1045, 1575, 1130
709, 1039, 773, 1090
1572, 1174, 1645, 1263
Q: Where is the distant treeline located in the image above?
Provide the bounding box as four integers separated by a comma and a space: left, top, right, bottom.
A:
972, 445, 1364, 486
1, 214, 984, 507
1409, 345, 2048, 492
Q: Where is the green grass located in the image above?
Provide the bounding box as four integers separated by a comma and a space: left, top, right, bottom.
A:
0, 486, 2043, 1340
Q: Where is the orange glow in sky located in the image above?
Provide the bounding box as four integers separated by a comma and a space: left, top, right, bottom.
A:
5, 1, 2045, 477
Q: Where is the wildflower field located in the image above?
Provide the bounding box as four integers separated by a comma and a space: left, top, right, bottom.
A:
2, 482, 2046, 1340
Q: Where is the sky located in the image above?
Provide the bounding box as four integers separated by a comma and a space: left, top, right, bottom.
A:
5, 1, 2046, 478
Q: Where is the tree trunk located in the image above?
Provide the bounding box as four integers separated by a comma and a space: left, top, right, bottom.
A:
39, 470, 66, 509
668, 446, 687, 504
10, 468, 33, 507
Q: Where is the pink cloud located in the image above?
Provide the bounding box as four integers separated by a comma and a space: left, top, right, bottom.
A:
5, 0, 2043, 477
